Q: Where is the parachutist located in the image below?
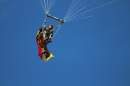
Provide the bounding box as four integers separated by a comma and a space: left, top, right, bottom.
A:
36, 25, 54, 62
37, 13, 64, 62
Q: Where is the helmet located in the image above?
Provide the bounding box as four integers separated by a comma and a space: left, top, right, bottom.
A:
49, 24, 53, 29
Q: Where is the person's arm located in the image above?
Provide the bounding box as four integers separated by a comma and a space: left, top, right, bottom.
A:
36, 29, 43, 39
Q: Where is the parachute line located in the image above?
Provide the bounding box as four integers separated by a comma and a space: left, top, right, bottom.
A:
39, 0, 46, 13
39, 0, 56, 14
53, 26, 61, 39
64, 0, 83, 21
64, 0, 117, 22
64, 0, 88, 21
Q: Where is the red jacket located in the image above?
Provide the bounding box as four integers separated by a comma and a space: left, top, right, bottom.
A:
36, 35, 45, 59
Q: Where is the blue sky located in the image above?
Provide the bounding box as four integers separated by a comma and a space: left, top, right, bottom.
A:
0, 0, 130, 86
